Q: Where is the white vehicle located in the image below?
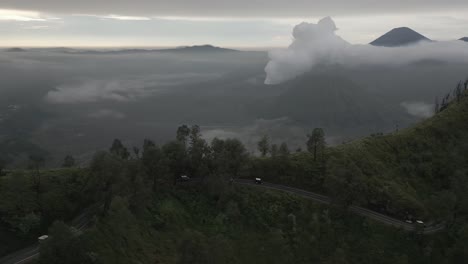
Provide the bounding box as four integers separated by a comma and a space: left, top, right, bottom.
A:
38, 235, 49, 243
255, 178, 262, 184
405, 220, 413, 224
416, 220, 425, 225
180, 175, 190, 182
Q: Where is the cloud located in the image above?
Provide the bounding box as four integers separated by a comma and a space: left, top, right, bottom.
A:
264, 17, 468, 84
401, 102, 434, 118
81, 14, 151, 21
0, 9, 46, 21
45, 79, 151, 103
89, 109, 126, 119
45, 73, 221, 104
1, 1, 467, 18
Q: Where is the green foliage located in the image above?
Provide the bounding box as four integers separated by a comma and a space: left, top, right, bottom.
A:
55, 186, 442, 264
62, 155, 75, 168
257, 135, 270, 157
307, 128, 326, 162
39, 221, 90, 264
109, 139, 130, 160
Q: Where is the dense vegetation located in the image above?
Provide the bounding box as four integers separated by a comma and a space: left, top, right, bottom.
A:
1, 82, 468, 263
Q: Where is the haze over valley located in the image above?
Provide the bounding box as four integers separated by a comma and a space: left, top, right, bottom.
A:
1, 17, 468, 166
1, 2, 468, 264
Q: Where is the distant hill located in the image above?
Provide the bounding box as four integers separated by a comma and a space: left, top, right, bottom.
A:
159, 44, 238, 53
460, 37, 468, 42
46, 45, 238, 55
5, 48, 27, 52
370, 27, 431, 47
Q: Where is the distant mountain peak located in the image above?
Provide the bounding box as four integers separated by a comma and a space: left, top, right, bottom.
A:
5, 47, 27, 52
370, 27, 431, 47
172, 44, 237, 52
460, 37, 468, 42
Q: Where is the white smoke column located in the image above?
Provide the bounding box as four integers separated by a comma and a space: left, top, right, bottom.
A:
265, 17, 349, 84
265, 17, 468, 85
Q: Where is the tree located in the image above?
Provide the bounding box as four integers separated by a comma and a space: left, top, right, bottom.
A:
109, 139, 130, 160
176, 125, 191, 145
210, 138, 248, 178
89, 151, 125, 214
132, 146, 140, 159
0, 159, 5, 176
271, 144, 279, 157
28, 154, 45, 205
162, 141, 188, 185
279, 142, 290, 157
188, 125, 209, 177
39, 221, 89, 264
62, 155, 75, 168
257, 135, 270, 157
142, 139, 163, 191
307, 128, 326, 162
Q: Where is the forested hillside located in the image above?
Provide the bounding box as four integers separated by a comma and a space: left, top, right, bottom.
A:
0, 82, 468, 263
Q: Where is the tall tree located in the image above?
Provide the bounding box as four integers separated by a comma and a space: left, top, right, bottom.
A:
28, 154, 45, 204
162, 141, 188, 185
257, 135, 270, 157
109, 139, 130, 160
62, 155, 75, 168
176, 125, 191, 146
307, 128, 326, 162
0, 158, 5, 176
210, 138, 248, 178
89, 151, 125, 214
271, 144, 279, 157
188, 125, 209, 177
279, 142, 290, 157
142, 139, 163, 191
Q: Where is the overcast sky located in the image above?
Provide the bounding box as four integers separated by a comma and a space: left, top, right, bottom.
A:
0, 0, 467, 47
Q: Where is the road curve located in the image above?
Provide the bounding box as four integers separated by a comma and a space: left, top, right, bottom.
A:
1, 180, 445, 263
0, 204, 99, 264
234, 179, 445, 234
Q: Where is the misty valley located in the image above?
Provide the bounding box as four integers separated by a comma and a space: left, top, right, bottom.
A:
1, 42, 467, 166
1, 11, 468, 264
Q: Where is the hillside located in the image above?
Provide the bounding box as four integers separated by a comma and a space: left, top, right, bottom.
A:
325, 87, 468, 218
370, 27, 431, 47
1, 84, 468, 263
257, 71, 408, 135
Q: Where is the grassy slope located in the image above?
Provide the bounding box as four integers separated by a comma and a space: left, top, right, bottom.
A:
326, 92, 468, 217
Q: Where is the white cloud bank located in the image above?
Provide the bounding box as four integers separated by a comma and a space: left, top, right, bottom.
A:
46, 79, 151, 103
45, 73, 221, 104
265, 17, 468, 84
401, 102, 434, 118
0, 9, 47, 21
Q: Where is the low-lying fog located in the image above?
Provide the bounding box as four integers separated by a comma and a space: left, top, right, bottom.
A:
1, 20, 467, 165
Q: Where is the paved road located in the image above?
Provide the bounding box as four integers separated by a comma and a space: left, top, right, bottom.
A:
0, 204, 98, 264
1, 180, 445, 264
235, 179, 445, 234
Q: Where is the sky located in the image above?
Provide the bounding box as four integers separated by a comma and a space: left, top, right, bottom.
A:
0, 1, 467, 48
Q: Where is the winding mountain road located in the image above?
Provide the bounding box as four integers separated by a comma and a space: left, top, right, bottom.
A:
0, 180, 445, 264
234, 179, 445, 234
